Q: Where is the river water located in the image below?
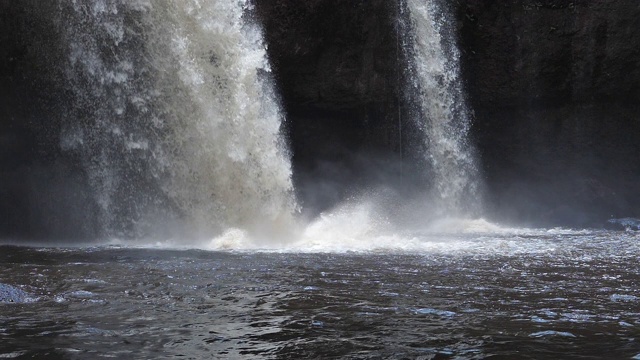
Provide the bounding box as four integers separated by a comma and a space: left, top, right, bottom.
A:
1, 228, 639, 359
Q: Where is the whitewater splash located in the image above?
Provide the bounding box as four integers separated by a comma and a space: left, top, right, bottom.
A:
58, 0, 296, 239
193, 185, 590, 254
401, 0, 481, 215
201, 211, 609, 254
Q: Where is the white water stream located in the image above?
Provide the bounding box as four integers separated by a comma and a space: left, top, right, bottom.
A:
59, 0, 296, 239
403, 0, 481, 216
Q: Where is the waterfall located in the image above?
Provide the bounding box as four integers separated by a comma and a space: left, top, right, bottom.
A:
402, 0, 481, 216
58, 0, 296, 239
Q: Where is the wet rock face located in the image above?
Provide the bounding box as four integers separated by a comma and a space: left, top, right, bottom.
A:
255, 0, 406, 212
256, 0, 399, 110
459, 0, 640, 106
0, 2, 97, 240
606, 218, 640, 231
457, 0, 640, 226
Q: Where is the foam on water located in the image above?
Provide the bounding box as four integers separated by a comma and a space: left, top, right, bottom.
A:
194, 198, 636, 255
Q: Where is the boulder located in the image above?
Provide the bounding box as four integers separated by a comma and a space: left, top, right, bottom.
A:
605, 218, 640, 231
0, 283, 29, 303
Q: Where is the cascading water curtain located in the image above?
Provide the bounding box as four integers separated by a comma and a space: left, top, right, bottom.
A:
401, 0, 482, 216
59, 0, 297, 240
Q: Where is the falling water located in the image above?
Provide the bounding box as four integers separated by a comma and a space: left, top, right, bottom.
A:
58, 0, 296, 239
402, 0, 481, 216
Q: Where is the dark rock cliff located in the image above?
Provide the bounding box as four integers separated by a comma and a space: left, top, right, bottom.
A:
0, 1, 97, 240
255, 0, 408, 212
458, 0, 640, 226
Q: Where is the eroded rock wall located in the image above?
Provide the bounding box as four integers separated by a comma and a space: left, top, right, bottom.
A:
0, 1, 97, 240
458, 0, 640, 226
255, 0, 408, 212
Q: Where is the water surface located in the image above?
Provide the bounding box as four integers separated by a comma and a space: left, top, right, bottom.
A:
1, 230, 639, 359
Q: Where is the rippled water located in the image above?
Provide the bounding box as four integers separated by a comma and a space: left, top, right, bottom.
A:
1, 230, 640, 359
